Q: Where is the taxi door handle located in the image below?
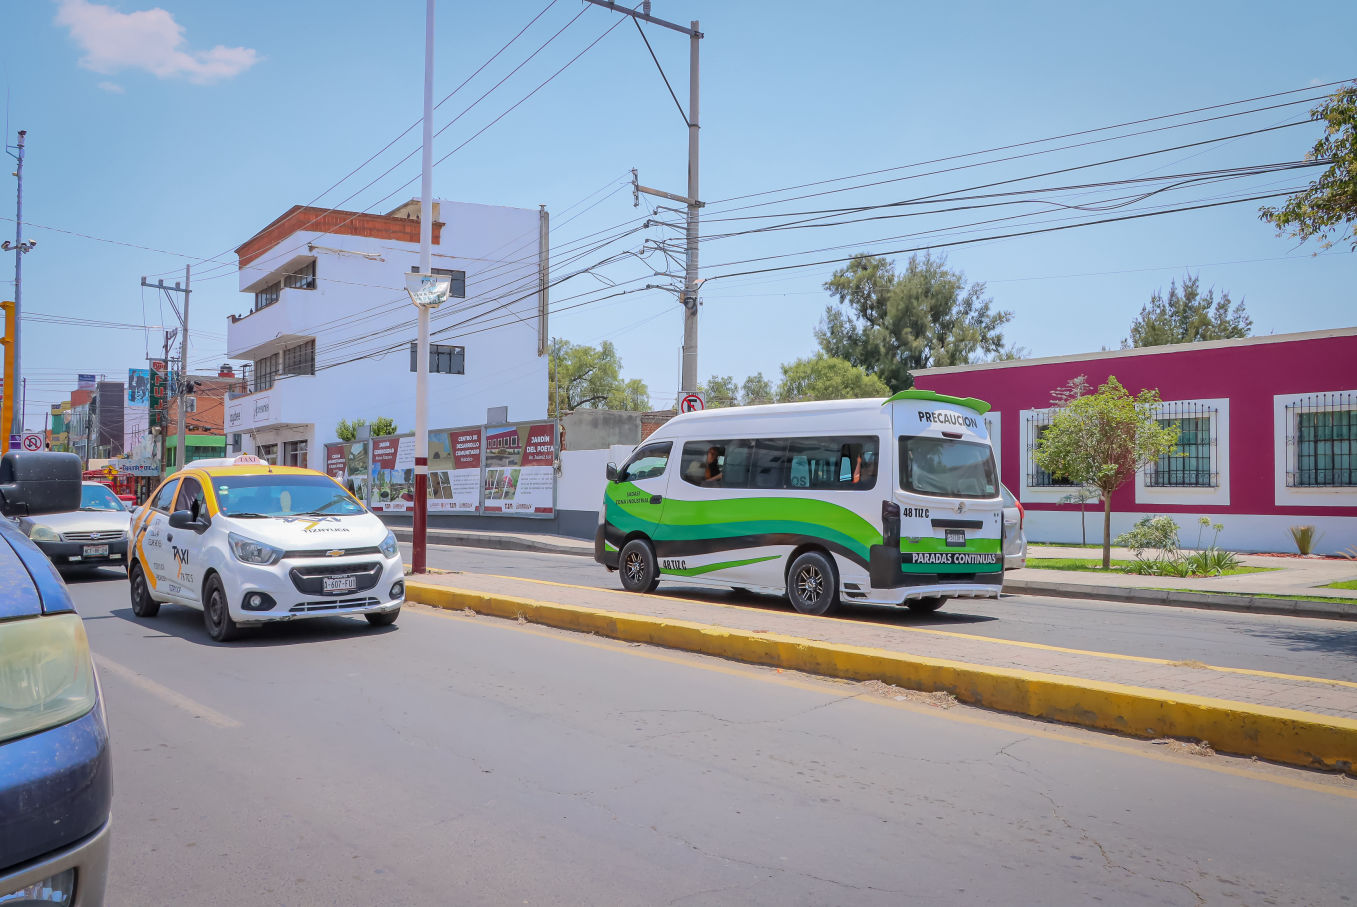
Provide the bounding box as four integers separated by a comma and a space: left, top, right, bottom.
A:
650, 495, 663, 504
166, 534, 173, 542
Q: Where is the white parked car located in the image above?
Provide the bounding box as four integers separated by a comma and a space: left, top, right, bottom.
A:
18, 481, 132, 571
127, 455, 404, 642
1000, 483, 1027, 570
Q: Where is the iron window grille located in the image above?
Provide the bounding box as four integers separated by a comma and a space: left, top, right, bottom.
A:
1025, 411, 1076, 487
282, 339, 315, 376
253, 353, 280, 392
254, 281, 281, 311
409, 342, 465, 374
1286, 392, 1356, 487
283, 260, 317, 290
1145, 402, 1218, 487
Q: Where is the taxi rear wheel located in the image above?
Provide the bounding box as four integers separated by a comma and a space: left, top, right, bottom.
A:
203, 574, 242, 642
366, 608, 399, 627
129, 562, 160, 618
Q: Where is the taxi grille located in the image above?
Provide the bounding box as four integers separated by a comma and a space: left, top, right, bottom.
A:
282, 545, 382, 559
289, 597, 382, 613
288, 561, 382, 595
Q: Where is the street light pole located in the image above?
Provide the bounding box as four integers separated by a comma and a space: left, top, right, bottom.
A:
6, 130, 26, 439
412, 0, 437, 575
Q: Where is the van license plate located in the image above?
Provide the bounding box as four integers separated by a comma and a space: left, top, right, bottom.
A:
945, 530, 965, 547
83, 545, 109, 557
323, 575, 357, 593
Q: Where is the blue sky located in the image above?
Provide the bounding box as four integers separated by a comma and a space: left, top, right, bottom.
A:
2, 0, 1354, 430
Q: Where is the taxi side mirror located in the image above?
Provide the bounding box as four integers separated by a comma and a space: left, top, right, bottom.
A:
168, 509, 209, 532
605, 463, 618, 482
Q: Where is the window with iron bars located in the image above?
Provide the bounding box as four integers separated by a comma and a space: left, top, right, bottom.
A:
253, 353, 280, 392
1146, 403, 1218, 487
283, 260, 317, 290
282, 339, 315, 376
254, 281, 281, 311
1025, 413, 1076, 487
1287, 393, 1356, 487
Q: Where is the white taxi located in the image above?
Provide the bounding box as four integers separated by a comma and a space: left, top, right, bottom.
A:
126, 455, 404, 641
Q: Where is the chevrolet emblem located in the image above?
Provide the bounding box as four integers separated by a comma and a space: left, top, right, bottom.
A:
326, 549, 344, 557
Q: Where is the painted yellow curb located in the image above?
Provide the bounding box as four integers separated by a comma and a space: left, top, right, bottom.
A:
406, 581, 1357, 775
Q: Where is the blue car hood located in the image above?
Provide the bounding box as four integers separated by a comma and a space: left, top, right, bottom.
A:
0, 519, 75, 619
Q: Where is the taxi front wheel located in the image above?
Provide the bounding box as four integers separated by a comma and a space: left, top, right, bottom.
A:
203, 574, 242, 642
366, 608, 399, 627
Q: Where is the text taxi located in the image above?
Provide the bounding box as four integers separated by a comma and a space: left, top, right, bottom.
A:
126, 455, 404, 641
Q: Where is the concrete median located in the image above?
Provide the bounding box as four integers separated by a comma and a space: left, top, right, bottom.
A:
407, 579, 1357, 775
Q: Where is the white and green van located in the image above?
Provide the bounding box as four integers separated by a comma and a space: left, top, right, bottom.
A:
594, 390, 1003, 615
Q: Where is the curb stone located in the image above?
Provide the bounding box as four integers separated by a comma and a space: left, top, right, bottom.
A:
406, 580, 1357, 775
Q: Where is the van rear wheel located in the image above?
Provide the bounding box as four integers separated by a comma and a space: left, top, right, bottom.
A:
907, 596, 947, 614
619, 539, 660, 593
787, 551, 839, 616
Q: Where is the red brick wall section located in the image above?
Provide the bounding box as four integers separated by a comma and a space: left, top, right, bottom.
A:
236, 206, 445, 268
640, 410, 676, 441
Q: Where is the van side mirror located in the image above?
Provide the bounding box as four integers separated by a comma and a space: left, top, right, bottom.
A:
0, 451, 82, 517
605, 463, 618, 482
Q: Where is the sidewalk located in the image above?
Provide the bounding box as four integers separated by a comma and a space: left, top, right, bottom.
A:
391, 526, 1357, 618
405, 570, 1357, 774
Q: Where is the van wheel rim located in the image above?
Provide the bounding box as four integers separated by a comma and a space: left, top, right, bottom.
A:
624, 552, 645, 583
796, 566, 824, 602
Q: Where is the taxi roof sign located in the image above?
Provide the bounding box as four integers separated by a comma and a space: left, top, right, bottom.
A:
233, 454, 267, 465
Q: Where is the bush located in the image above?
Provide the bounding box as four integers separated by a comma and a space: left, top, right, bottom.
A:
1117, 515, 1240, 576
1290, 525, 1319, 556
1115, 515, 1180, 560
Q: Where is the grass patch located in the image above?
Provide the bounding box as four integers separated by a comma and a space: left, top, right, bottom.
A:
1029, 542, 1103, 550
1141, 588, 1357, 605
1322, 579, 1357, 591
1026, 558, 1275, 577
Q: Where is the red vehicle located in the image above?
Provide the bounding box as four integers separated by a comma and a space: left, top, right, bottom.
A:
82, 470, 138, 505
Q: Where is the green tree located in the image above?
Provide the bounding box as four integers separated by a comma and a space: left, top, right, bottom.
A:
818, 252, 1012, 390
776, 355, 891, 403
1260, 82, 1357, 251
741, 372, 775, 406
548, 338, 649, 414
1033, 376, 1179, 568
336, 417, 398, 441
1123, 274, 1251, 348
699, 375, 739, 408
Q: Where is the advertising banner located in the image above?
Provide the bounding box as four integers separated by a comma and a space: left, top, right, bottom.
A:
127, 369, 150, 408
482, 423, 556, 516
148, 360, 168, 430
324, 443, 347, 482
371, 435, 415, 511
342, 441, 369, 505
428, 427, 483, 512
77, 374, 97, 390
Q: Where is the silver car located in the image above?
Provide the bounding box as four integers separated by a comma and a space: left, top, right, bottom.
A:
1000, 483, 1027, 570
18, 481, 132, 571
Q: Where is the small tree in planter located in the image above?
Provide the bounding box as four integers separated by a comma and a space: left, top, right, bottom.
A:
1034, 376, 1179, 568
1058, 486, 1100, 546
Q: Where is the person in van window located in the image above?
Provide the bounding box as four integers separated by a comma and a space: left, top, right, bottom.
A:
703, 446, 724, 486
854, 451, 877, 485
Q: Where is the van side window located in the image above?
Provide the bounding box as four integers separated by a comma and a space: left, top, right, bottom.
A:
679, 441, 737, 488
751, 439, 789, 489
150, 480, 179, 513
785, 437, 878, 490
619, 442, 672, 482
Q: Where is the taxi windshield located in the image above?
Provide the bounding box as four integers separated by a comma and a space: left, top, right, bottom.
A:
213, 474, 365, 518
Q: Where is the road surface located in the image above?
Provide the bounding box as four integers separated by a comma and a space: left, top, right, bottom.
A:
64, 567, 1357, 906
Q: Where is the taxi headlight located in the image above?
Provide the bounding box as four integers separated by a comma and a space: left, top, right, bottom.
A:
379, 531, 399, 559
0, 614, 98, 745
29, 525, 60, 542
228, 532, 283, 566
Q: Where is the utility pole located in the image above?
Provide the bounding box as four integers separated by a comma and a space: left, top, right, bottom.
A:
411, 0, 440, 575
587, 1, 703, 394
142, 268, 190, 471
4, 130, 34, 441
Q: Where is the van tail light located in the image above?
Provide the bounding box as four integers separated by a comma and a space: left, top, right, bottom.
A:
881, 500, 901, 547
1016, 499, 1025, 531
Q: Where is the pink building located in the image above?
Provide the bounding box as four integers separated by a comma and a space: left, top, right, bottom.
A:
912, 327, 1357, 554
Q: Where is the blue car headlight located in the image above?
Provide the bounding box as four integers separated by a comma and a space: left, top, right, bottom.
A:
0, 614, 98, 745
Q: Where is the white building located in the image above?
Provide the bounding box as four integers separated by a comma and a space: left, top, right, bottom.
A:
225, 199, 550, 468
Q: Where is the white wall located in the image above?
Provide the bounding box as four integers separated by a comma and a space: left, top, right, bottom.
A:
1025, 508, 1357, 556
558, 444, 636, 514
228, 199, 549, 466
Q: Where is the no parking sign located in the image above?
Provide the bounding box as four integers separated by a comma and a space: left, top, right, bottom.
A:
20, 433, 43, 452
679, 393, 704, 413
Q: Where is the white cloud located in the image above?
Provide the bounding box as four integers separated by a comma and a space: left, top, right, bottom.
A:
55, 0, 260, 85
97, 81, 125, 93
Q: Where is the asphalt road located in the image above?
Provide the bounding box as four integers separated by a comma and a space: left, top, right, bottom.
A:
410, 543, 1357, 683
67, 567, 1357, 906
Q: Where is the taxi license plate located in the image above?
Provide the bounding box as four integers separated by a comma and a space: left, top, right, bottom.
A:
83, 544, 109, 558
323, 575, 357, 594
945, 529, 965, 547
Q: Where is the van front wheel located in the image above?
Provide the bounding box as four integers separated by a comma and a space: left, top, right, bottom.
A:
787, 551, 839, 616
619, 539, 660, 593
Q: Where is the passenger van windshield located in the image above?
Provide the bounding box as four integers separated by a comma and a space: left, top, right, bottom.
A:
899, 437, 997, 499
214, 475, 365, 517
